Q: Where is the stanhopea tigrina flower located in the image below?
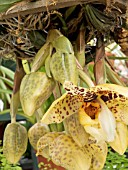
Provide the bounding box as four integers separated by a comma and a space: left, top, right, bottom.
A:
42, 81, 128, 154
37, 132, 108, 170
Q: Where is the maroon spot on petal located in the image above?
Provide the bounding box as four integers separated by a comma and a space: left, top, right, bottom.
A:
63, 107, 66, 110
65, 88, 70, 91
101, 95, 109, 102
99, 91, 103, 94
62, 116, 64, 119
79, 88, 84, 92
66, 100, 68, 103
119, 94, 123, 98
60, 111, 62, 114
62, 99, 64, 104
114, 93, 118, 98
66, 111, 69, 115
68, 92, 72, 95
108, 93, 112, 100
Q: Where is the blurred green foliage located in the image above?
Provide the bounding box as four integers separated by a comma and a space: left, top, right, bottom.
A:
0, 141, 22, 170
104, 147, 128, 170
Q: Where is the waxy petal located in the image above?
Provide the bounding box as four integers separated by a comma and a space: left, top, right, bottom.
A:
36, 132, 62, 158
106, 99, 128, 125
78, 107, 98, 126
49, 134, 92, 170
64, 113, 89, 147
88, 138, 108, 170
109, 122, 128, 155
98, 98, 116, 142
97, 84, 128, 98
93, 84, 128, 125
85, 126, 107, 142
41, 93, 82, 124
64, 81, 97, 102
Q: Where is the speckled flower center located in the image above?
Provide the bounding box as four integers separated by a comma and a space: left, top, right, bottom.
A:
81, 101, 101, 119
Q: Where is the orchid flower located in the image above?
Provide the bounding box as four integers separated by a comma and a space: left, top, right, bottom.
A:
42, 81, 128, 154
37, 132, 107, 170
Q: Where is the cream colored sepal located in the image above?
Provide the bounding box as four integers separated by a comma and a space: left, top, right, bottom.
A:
109, 121, 128, 155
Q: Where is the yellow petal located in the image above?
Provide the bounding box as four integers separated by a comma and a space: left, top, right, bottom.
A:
88, 137, 108, 170
106, 99, 128, 125
91, 84, 128, 125
41, 93, 82, 124
63, 81, 97, 102
98, 98, 116, 142
36, 132, 62, 158
84, 126, 107, 142
49, 134, 92, 170
64, 113, 89, 147
97, 84, 128, 98
78, 107, 98, 126
109, 122, 128, 155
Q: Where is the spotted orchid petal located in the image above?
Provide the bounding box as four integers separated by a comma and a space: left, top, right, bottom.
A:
87, 137, 108, 170
41, 93, 82, 124
64, 81, 97, 102
93, 84, 128, 125
64, 81, 128, 124
109, 122, 128, 155
37, 132, 108, 170
98, 98, 116, 142
97, 84, 128, 98
64, 113, 89, 147
49, 134, 92, 170
36, 132, 62, 158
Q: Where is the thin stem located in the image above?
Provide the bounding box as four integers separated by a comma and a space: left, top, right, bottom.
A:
78, 69, 94, 87
35, 110, 40, 123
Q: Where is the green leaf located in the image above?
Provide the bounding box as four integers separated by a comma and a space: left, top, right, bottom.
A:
0, 88, 12, 94
0, 76, 13, 88
0, 66, 14, 80
0, 0, 22, 12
